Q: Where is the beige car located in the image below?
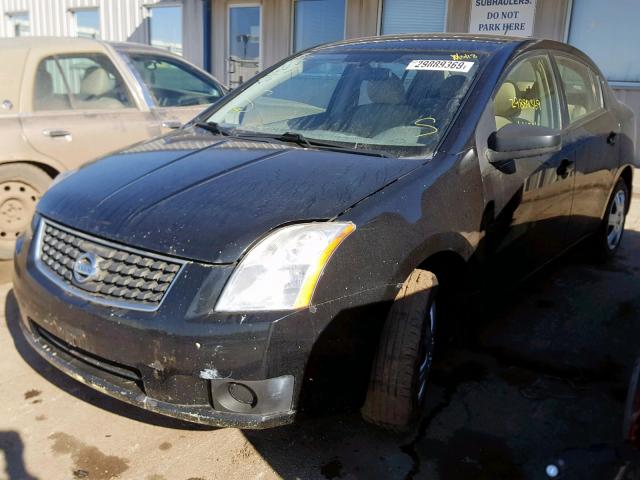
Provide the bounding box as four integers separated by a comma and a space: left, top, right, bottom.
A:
0, 37, 225, 258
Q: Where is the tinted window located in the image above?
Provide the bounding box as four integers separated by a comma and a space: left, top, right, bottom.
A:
494, 55, 561, 131
567, 0, 639, 83
293, 0, 345, 52
208, 50, 486, 158
126, 53, 223, 107
9, 12, 29, 37
554, 55, 603, 124
149, 5, 182, 55
381, 0, 446, 35
74, 9, 100, 39
34, 54, 134, 111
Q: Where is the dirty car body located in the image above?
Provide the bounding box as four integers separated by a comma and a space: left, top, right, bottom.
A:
13, 34, 636, 428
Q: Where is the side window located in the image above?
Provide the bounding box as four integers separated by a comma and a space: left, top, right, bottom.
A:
126, 54, 223, 107
493, 55, 561, 131
34, 54, 134, 111
34, 58, 72, 111
554, 55, 603, 124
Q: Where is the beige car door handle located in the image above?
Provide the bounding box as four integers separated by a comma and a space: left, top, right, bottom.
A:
161, 121, 182, 130
42, 129, 71, 138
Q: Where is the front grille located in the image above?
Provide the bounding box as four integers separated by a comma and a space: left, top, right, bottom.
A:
35, 219, 185, 311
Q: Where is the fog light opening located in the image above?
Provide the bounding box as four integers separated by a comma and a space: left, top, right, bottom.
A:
228, 382, 257, 407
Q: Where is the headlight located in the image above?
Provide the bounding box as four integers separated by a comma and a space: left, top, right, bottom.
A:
215, 222, 355, 312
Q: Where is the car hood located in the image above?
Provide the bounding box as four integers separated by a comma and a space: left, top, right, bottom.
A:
38, 131, 420, 264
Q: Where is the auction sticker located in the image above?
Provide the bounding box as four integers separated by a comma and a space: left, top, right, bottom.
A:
406, 59, 474, 72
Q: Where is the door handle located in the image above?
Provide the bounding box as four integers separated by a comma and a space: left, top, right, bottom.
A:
556, 158, 574, 179
42, 129, 71, 138
161, 121, 182, 129
607, 131, 617, 145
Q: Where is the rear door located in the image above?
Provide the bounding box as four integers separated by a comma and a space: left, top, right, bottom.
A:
121, 52, 225, 134
20, 52, 158, 170
552, 53, 619, 242
477, 52, 575, 277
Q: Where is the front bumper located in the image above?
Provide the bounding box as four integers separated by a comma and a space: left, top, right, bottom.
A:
19, 318, 294, 428
13, 222, 392, 429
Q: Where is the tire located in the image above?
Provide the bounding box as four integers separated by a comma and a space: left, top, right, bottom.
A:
0, 164, 52, 259
361, 268, 438, 431
592, 178, 629, 261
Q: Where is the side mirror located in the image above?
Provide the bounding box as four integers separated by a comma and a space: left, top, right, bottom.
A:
487, 124, 562, 164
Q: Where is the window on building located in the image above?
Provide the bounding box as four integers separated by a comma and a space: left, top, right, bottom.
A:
34, 54, 134, 111
568, 0, 639, 84
148, 5, 183, 56
380, 0, 446, 35
8, 12, 30, 37
125, 53, 224, 107
493, 55, 561, 131
293, 0, 345, 52
554, 55, 603, 124
73, 9, 100, 39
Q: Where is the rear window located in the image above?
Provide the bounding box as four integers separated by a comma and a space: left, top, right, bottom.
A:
34, 53, 134, 111
554, 55, 603, 124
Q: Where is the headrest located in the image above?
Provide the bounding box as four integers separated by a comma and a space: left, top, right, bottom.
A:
494, 81, 520, 118
367, 75, 405, 105
80, 67, 115, 97
35, 69, 53, 97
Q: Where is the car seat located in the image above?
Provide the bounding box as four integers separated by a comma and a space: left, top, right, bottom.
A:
348, 74, 418, 138
494, 81, 523, 129
34, 68, 71, 111
78, 67, 124, 109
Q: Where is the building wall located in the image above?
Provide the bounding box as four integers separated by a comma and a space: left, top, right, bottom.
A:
0, 0, 205, 67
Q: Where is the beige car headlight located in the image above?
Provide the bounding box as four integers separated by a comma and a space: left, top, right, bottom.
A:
215, 222, 355, 312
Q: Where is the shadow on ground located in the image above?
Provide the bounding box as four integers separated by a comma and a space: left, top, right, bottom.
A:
0, 430, 38, 480
244, 229, 640, 480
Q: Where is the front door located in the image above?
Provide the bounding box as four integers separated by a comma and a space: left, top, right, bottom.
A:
477, 53, 575, 278
227, 5, 261, 88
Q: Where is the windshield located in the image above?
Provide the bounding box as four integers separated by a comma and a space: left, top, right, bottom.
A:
206, 49, 485, 157
125, 53, 223, 107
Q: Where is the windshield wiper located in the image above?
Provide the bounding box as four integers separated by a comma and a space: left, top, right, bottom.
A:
191, 121, 233, 136
234, 131, 391, 158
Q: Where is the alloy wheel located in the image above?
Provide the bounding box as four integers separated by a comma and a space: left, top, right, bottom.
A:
606, 189, 626, 250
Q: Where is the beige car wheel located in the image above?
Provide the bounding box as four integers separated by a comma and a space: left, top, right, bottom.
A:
0, 164, 52, 259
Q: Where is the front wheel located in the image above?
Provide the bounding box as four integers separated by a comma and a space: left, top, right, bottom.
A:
361, 269, 438, 431
0, 164, 52, 259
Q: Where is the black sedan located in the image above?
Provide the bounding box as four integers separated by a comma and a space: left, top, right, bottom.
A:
13, 34, 636, 431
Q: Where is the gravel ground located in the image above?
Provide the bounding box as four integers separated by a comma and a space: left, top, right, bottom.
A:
2, 172, 640, 480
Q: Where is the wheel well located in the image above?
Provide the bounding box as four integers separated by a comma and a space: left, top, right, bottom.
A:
0, 161, 60, 179
23, 161, 59, 179
417, 250, 468, 291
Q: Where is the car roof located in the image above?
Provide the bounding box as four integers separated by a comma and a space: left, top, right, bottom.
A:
0, 36, 104, 50
313, 33, 531, 51
0, 36, 182, 57
308, 33, 598, 72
